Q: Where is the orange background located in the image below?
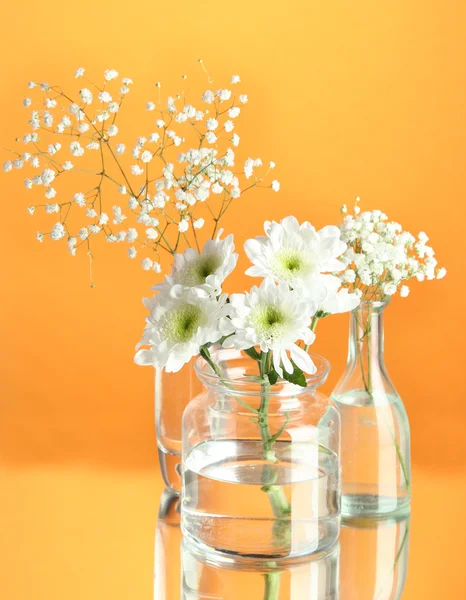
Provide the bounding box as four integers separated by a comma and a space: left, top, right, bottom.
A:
0, 1, 465, 598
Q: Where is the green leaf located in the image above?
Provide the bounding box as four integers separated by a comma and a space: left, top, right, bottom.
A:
281, 363, 307, 387
243, 347, 261, 361
199, 345, 211, 362
268, 369, 279, 385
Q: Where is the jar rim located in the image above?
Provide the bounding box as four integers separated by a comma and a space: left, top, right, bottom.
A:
194, 348, 330, 396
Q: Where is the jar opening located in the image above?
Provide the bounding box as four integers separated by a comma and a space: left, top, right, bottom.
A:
194, 348, 330, 396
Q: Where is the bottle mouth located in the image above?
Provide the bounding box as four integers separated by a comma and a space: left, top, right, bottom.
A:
194, 347, 330, 397
354, 297, 391, 311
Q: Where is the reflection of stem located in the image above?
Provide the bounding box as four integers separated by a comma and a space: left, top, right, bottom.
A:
375, 521, 410, 600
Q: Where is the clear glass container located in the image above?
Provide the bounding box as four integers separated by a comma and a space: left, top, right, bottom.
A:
332, 300, 411, 518
181, 536, 340, 600
182, 349, 341, 560
154, 489, 182, 600
339, 515, 410, 599
156, 359, 203, 493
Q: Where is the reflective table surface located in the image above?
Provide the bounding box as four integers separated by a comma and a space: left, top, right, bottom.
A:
1, 465, 465, 599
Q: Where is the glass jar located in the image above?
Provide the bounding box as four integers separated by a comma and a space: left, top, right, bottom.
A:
182, 349, 341, 560
156, 359, 203, 493
332, 300, 411, 518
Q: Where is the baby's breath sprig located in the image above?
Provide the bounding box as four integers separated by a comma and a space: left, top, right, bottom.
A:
337, 197, 446, 301
3, 66, 279, 276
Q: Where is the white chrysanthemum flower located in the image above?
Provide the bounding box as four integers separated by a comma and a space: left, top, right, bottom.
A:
299, 274, 360, 315
107, 125, 118, 137
128, 247, 137, 258
231, 75, 241, 84
75, 68, 85, 78
135, 288, 232, 372
155, 233, 238, 298
244, 216, 347, 286
62, 161, 74, 171
116, 144, 125, 155
271, 180, 280, 192
239, 94, 248, 104
146, 101, 155, 111
193, 218, 205, 229
225, 278, 317, 377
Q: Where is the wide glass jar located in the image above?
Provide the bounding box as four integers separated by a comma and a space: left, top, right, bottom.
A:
332, 300, 411, 518
181, 349, 341, 560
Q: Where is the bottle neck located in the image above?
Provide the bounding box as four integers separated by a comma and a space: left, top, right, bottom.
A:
347, 302, 388, 394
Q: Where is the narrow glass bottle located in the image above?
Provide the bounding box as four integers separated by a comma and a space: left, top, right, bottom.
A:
332, 300, 411, 518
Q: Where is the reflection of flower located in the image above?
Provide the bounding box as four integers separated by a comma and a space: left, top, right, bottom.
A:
224, 277, 317, 377
135, 289, 232, 372
244, 216, 347, 285
155, 233, 238, 298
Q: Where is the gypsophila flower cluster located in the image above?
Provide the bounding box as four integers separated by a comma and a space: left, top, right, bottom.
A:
3, 65, 279, 274
337, 198, 446, 300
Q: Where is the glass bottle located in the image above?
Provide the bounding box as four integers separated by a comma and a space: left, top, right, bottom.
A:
332, 300, 411, 518
182, 348, 341, 560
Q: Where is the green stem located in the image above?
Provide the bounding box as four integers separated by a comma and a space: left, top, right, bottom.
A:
263, 572, 280, 600
356, 311, 410, 493
258, 353, 292, 522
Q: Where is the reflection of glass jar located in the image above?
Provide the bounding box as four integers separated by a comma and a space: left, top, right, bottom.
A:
154, 489, 182, 600
339, 516, 410, 599
182, 349, 341, 560
181, 536, 340, 600
332, 301, 411, 518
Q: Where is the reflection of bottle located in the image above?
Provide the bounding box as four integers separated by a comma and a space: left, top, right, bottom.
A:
339, 516, 410, 600
155, 489, 182, 600
181, 537, 340, 600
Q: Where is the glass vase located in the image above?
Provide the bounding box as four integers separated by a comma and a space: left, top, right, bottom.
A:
182, 349, 341, 560
155, 359, 203, 493
332, 300, 411, 518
